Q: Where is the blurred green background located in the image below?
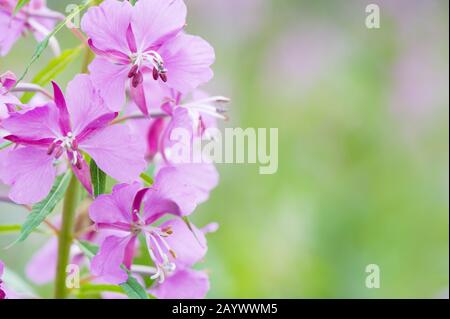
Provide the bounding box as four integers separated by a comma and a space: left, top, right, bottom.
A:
0, 0, 448, 298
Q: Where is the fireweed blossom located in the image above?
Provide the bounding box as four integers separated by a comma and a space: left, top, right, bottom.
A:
0, 74, 147, 204
89, 166, 212, 288
0, 71, 20, 120
81, 0, 215, 114
0, 0, 63, 56
125, 80, 228, 162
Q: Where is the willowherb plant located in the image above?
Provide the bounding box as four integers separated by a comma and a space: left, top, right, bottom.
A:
0, 0, 228, 299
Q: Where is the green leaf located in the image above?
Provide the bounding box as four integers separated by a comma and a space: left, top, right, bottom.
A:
10, 171, 72, 245
90, 159, 106, 198
120, 274, 150, 299
76, 240, 151, 299
140, 173, 154, 186
0, 224, 21, 234
14, 0, 30, 14
21, 47, 83, 103
16, 0, 94, 84
78, 283, 124, 295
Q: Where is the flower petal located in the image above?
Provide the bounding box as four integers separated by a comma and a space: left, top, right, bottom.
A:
160, 33, 215, 93
81, 0, 133, 54
88, 57, 129, 112
131, 0, 186, 51
150, 269, 209, 299
51, 81, 71, 135
0, 146, 56, 204
89, 182, 141, 225
91, 234, 135, 285
161, 218, 207, 268
25, 237, 58, 285
1, 104, 61, 140
64, 74, 112, 136
80, 125, 146, 183
0, 13, 25, 56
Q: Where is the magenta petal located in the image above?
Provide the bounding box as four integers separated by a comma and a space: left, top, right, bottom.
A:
0, 146, 56, 204
161, 218, 207, 268
2, 104, 61, 140
80, 125, 146, 183
26, 237, 58, 284
51, 81, 72, 136
131, 0, 187, 51
147, 117, 166, 159
88, 57, 129, 112
64, 74, 112, 136
129, 82, 148, 115
69, 156, 93, 195
91, 235, 135, 285
81, 0, 133, 54
150, 269, 209, 299
87, 39, 130, 64
160, 33, 215, 93
89, 182, 141, 225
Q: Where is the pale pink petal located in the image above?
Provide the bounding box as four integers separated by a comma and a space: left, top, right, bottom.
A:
150, 269, 209, 299
88, 57, 129, 112
81, 0, 133, 54
89, 182, 140, 225
25, 237, 58, 284
0, 12, 25, 56
0, 146, 56, 204
144, 163, 217, 221
160, 33, 215, 93
161, 218, 207, 268
80, 124, 146, 183
64, 74, 111, 135
91, 234, 135, 285
131, 0, 186, 51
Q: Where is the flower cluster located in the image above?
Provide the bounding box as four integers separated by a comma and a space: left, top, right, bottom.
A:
0, 0, 227, 299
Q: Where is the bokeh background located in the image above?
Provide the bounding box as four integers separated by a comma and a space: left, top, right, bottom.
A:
0, 0, 448, 298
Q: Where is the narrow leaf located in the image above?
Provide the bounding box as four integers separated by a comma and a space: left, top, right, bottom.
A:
77, 239, 98, 258
90, 159, 106, 198
120, 274, 150, 299
0, 224, 21, 234
16, 0, 94, 84
78, 283, 123, 295
21, 47, 83, 103
10, 171, 72, 245
14, 0, 30, 14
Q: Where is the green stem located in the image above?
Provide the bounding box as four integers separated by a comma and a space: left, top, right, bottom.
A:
54, 174, 80, 299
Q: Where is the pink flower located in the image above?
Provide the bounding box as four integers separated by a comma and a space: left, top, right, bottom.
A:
0, 74, 147, 204
0, 0, 62, 56
0, 71, 20, 120
89, 165, 211, 286
81, 0, 215, 114
126, 83, 227, 163
149, 222, 219, 299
